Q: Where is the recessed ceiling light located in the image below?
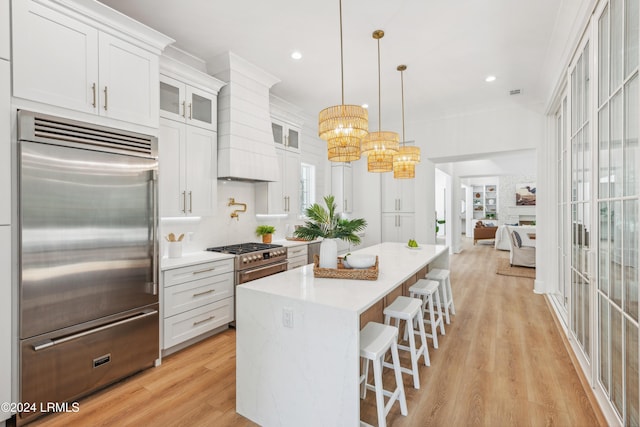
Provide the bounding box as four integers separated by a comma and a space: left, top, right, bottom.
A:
361, 103, 369, 109
485, 75, 496, 82
291, 51, 302, 60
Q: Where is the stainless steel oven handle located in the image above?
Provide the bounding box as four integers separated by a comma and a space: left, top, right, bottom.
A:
240, 260, 289, 276
33, 309, 158, 351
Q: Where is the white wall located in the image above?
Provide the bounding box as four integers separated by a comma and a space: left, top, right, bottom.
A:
497, 174, 537, 225
414, 104, 544, 163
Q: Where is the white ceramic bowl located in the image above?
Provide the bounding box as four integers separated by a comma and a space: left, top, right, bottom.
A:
346, 254, 376, 269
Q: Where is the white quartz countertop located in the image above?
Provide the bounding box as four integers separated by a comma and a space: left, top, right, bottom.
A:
161, 251, 234, 271
239, 242, 448, 314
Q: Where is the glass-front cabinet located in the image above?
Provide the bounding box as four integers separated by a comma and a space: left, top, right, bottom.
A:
271, 119, 300, 152
160, 74, 216, 131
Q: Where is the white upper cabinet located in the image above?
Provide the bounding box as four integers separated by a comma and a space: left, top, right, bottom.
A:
11, 0, 172, 128
382, 174, 415, 213
0, 60, 9, 226
160, 74, 219, 131
158, 118, 215, 217
0, 0, 9, 60
271, 119, 300, 153
256, 148, 300, 215
331, 163, 353, 213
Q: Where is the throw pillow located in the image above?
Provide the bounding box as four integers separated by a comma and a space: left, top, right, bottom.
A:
513, 231, 522, 248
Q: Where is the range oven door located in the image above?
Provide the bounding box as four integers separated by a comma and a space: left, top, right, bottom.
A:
237, 260, 288, 284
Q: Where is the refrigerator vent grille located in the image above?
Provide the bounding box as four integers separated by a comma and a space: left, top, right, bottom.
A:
33, 116, 154, 156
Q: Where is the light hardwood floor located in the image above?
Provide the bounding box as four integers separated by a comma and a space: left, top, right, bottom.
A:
30, 238, 603, 427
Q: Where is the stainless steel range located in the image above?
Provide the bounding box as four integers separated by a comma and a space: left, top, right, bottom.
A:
206, 243, 288, 284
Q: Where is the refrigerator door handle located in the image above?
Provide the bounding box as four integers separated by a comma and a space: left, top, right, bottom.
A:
32, 309, 159, 351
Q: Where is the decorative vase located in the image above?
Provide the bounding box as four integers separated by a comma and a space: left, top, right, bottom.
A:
319, 238, 338, 269
262, 234, 272, 244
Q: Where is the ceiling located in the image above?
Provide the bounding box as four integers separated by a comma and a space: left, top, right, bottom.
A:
99, 0, 576, 133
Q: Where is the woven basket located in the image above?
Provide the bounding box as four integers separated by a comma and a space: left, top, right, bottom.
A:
313, 254, 378, 281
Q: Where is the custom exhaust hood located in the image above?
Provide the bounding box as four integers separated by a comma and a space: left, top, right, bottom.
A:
208, 52, 281, 182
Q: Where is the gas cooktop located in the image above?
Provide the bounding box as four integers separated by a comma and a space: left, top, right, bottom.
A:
206, 243, 283, 255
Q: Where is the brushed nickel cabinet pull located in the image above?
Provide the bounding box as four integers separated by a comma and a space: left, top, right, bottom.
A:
182, 101, 186, 118
193, 289, 215, 297
189, 191, 193, 213
182, 191, 187, 213
193, 315, 215, 326
103, 86, 108, 110
192, 267, 215, 275
91, 83, 96, 108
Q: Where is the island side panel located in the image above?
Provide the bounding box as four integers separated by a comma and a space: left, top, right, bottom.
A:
236, 285, 360, 426
428, 247, 450, 271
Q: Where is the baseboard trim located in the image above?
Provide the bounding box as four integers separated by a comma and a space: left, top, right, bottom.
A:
543, 296, 609, 427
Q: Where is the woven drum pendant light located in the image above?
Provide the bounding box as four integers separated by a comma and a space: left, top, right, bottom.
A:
361, 30, 399, 172
319, 0, 368, 162
393, 65, 420, 179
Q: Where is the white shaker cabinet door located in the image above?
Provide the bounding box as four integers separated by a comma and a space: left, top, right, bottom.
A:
184, 126, 215, 217
0, 59, 9, 226
284, 151, 300, 215
158, 120, 186, 217
12, 0, 99, 113
381, 213, 415, 243
98, 33, 159, 128
0, 0, 9, 60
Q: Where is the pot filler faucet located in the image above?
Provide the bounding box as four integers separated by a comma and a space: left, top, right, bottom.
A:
228, 198, 247, 220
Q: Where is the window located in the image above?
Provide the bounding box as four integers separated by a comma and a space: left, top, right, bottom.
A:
300, 163, 315, 214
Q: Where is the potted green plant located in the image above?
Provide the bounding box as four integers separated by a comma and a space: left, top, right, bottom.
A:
256, 225, 276, 244
294, 195, 367, 268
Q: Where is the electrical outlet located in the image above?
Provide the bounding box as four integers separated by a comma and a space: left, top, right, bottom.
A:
282, 308, 293, 328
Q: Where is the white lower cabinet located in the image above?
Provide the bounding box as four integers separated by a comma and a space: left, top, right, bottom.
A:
382, 213, 416, 243
287, 245, 308, 270
162, 258, 234, 350
0, 226, 11, 422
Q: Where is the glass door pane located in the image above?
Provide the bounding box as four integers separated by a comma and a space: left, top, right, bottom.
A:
596, 1, 640, 423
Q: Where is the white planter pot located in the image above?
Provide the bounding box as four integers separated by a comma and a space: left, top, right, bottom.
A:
319, 238, 338, 269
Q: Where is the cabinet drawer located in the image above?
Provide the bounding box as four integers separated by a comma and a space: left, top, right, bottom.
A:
164, 259, 234, 287
163, 298, 233, 349
287, 255, 308, 270
164, 272, 233, 317
287, 245, 308, 258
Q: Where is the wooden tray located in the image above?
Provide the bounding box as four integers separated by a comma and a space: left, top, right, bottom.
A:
312, 254, 378, 281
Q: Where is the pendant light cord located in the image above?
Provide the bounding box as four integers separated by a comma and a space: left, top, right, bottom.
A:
400, 68, 405, 145
377, 37, 381, 131
339, 0, 345, 105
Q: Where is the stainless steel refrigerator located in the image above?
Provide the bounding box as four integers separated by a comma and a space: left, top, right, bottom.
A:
17, 111, 159, 424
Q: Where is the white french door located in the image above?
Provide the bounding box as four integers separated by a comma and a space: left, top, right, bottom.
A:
595, 0, 640, 424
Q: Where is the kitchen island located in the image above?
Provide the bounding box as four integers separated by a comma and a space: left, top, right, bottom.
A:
236, 242, 449, 426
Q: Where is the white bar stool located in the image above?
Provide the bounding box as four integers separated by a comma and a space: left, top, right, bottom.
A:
409, 279, 446, 349
383, 296, 430, 389
426, 268, 456, 324
359, 322, 408, 427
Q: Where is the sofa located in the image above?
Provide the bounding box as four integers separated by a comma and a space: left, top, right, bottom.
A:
473, 222, 498, 245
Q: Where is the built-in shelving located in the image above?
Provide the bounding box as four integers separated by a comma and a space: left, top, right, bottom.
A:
472, 184, 498, 220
